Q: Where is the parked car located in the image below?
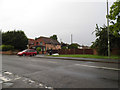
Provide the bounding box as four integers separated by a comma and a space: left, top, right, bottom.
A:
17, 49, 37, 56
52, 53, 59, 56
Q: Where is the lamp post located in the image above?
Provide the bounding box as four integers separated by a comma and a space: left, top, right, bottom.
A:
107, 0, 110, 57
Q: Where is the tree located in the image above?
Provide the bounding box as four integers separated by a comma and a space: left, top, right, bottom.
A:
108, 0, 120, 36
61, 42, 69, 49
68, 43, 80, 49
50, 35, 58, 41
2, 30, 28, 50
91, 24, 120, 55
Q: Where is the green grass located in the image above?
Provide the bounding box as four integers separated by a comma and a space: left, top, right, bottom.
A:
51, 54, 120, 59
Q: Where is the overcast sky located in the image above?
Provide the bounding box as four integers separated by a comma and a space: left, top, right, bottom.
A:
0, 0, 115, 46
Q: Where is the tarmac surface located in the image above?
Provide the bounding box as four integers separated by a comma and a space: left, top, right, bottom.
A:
1, 55, 119, 88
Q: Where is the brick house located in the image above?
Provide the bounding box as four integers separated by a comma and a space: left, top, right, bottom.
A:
28, 39, 35, 49
28, 37, 61, 54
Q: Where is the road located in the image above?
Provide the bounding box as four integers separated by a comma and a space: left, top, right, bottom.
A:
1, 55, 119, 88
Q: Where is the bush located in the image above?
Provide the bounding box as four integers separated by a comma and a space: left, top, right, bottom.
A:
0, 45, 14, 51
36, 47, 41, 54
62, 46, 68, 49
68, 44, 79, 49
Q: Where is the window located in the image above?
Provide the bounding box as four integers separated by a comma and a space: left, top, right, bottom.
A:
43, 47, 45, 51
40, 42, 43, 45
31, 43, 34, 45
36, 42, 38, 45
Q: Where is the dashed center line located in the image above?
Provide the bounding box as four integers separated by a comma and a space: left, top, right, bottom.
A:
48, 61, 57, 63
75, 64, 120, 71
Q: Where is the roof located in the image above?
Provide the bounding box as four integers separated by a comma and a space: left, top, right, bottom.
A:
72, 43, 80, 46
37, 36, 60, 45
28, 38, 35, 41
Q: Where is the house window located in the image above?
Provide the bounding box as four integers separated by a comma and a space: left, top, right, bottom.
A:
44, 47, 46, 51
36, 42, 38, 45
31, 43, 34, 45
40, 42, 43, 45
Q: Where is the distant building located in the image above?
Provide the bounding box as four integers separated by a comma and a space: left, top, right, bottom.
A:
61, 42, 69, 49
78, 45, 90, 49
28, 36, 61, 54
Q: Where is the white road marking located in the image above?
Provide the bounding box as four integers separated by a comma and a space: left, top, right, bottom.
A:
0, 76, 11, 82
14, 77, 21, 80
48, 61, 57, 63
39, 84, 44, 87
1, 71, 54, 89
47, 87, 53, 90
4, 72, 12, 75
28, 80, 35, 84
0, 81, 2, 84
75, 64, 120, 71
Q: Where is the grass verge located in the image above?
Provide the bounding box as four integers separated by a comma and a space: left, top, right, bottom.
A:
51, 54, 120, 59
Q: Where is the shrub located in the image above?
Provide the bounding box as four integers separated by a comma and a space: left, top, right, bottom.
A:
62, 46, 68, 49
0, 45, 14, 51
68, 44, 79, 49
36, 47, 41, 54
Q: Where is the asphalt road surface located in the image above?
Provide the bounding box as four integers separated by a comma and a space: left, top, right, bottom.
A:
2, 55, 119, 88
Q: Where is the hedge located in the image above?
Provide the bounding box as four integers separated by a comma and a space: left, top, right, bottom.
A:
0, 45, 14, 51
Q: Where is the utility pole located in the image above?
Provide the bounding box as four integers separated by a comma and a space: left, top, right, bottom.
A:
71, 34, 73, 44
107, 0, 110, 57
0, 29, 2, 45
60, 38, 62, 43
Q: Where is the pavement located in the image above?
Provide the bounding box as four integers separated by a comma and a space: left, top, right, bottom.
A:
35, 55, 120, 64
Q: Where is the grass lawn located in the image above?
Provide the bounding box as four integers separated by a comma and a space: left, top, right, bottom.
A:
51, 54, 120, 59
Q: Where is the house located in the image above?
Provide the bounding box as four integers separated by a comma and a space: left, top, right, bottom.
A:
28, 36, 61, 54
28, 39, 35, 49
78, 45, 90, 49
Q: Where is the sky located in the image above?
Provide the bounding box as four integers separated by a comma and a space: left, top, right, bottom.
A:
0, 0, 115, 46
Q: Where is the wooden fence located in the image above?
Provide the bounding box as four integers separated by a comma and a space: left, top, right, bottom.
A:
58, 49, 94, 55
58, 48, 120, 55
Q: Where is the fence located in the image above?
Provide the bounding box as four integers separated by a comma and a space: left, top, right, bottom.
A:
58, 49, 94, 55
111, 48, 120, 55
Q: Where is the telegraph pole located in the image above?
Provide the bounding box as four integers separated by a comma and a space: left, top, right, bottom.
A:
0, 29, 2, 45
107, 0, 110, 57
60, 38, 62, 43
71, 34, 72, 44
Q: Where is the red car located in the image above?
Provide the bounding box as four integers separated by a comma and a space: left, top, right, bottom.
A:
17, 49, 37, 56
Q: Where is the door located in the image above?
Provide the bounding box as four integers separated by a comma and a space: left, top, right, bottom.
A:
25, 50, 31, 56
